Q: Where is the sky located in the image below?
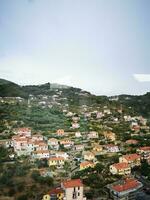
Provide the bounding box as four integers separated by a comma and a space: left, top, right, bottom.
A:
0, 0, 150, 96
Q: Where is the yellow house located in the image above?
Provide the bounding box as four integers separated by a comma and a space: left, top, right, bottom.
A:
80, 161, 95, 170
42, 187, 64, 200
48, 157, 65, 167
109, 162, 131, 175
83, 151, 95, 161
103, 131, 116, 141
119, 154, 141, 168
93, 144, 103, 152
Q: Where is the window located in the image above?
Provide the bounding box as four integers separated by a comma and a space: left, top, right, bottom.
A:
78, 186, 80, 190
78, 192, 80, 196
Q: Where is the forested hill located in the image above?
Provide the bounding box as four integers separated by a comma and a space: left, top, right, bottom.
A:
0, 78, 150, 118
0, 78, 71, 98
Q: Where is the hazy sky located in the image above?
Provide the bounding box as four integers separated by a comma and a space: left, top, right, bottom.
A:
0, 0, 150, 95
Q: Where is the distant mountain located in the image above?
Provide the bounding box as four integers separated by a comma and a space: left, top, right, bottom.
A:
0, 79, 27, 98
0, 78, 75, 98
0, 78, 150, 118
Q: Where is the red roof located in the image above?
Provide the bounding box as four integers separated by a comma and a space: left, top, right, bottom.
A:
48, 187, 64, 195
126, 139, 138, 144
49, 156, 64, 161
139, 146, 150, 151
112, 162, 129, 170
123, 154, 140, 161
62, 179, 83, 188
18, 127, 31, 132
112, 179, 140, 192
80, 161, 94, 168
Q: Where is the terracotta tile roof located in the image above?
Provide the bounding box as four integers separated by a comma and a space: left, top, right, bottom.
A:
17, 127, 31, 132
123, 154, 140, 161
48, 187, 64, 195
56, 129, 64, 134
33, 150, 49, 154
112, 162, 129, 170
112, 179, 140, 192
15, 138, 28, 142
139, 146, 150, 151
32, 134, 43, 138
62, 179, 83, 188
125, 139, 138, 144
48, 138, 58, 142
49, 156, 64, 161
105, 144, 118, 148
34, 141, 47, 146
80, 161, 94, 168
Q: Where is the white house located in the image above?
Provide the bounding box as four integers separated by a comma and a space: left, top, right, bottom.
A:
104, 144, 120, 153
55, 151, 69, 160
75, 132, 82, 138
32, 150, 50, 159
88, 131, 99, 139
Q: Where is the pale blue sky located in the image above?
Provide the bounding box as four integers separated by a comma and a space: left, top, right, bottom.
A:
0, 0, 150, 95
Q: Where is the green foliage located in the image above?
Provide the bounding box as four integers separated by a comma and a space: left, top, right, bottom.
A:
141, 161, 150, 177
17, 194, 28, 200
0, 146, 8, 162
31, 170, 53, 186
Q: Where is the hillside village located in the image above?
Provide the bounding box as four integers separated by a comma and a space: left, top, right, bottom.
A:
0, 81, 150, 200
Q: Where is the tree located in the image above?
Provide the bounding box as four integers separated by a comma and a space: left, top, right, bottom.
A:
95, 163, 103, 175
64, 161, 70, 176
141, 161, 150, 177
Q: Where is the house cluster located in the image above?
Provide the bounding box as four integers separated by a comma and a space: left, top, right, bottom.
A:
109, 146, 150, 176
10, 128, 75, 168
110, 153, 141, 176
12, 128, 49, 158
42, 179, 86, 200
107, 178, 143, 200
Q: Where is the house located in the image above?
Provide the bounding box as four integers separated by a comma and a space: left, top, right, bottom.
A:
74, 144, 84, 151
124, 115, 132, 122
88, 131, 99, 139
137, 146, 150, 161
48, 138, 59, 150
55, 151, 69, 160
32, 150, 50, 159
104, 131, 116, 141
125, 139, 138, 145
0, 139, 13, 148
83, 151, 95, 161
56, 129, 65, 137
48, 157, 65, 167
109, 162, 131, 175
75, 131, 82, 138
104, 144, 119, 153
103, 109, 111, 114
60, 139, 74, 148
80, 161, 95, 170
107, 178, 143, 200
34, 141, 48, 151
66, 112, 73, 117
96, 112, 104, 119
61, 179, 86, 200
130, 124, 140, 131
42, 187, 64, 200
92, 143, 103, 152
72, 116, 80, 122
12, 136, 29, 156
32, 134, 44, 141
72, 122, 80, 129
15, 127, 31, 137
119, 154, 141, 168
